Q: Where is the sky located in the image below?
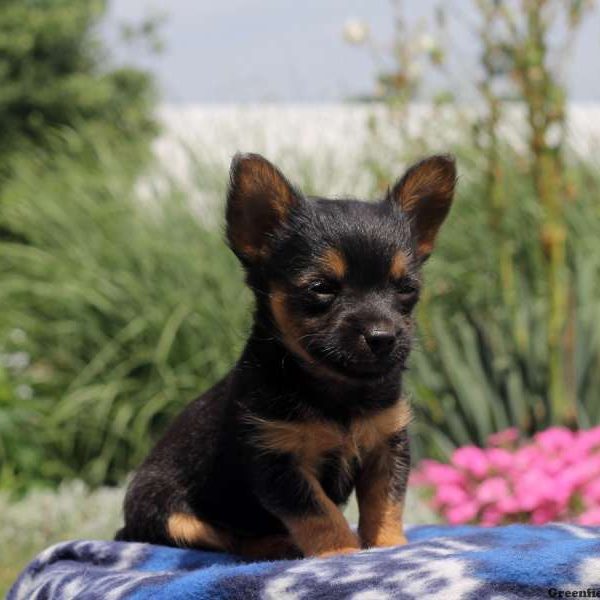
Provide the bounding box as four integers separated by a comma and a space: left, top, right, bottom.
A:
104, 1, 600, 104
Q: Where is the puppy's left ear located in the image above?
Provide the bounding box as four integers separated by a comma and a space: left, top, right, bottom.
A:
388, 155, 456, 261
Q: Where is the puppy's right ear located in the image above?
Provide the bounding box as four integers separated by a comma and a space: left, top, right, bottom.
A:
226, 153, 301, 263
388, 155, 456, 261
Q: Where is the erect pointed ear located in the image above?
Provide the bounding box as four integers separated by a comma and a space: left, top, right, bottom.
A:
226, 153, 301, 263
388, 155, 457, 261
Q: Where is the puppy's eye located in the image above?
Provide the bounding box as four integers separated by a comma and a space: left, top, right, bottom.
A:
308, 280, 339, 301
393, 279, 419, 301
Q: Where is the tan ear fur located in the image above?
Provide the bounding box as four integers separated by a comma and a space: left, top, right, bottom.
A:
226, 153, 299, 263
389, 155, 456, 259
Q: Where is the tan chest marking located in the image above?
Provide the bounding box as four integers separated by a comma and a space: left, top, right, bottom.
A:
246, 400, 411, 472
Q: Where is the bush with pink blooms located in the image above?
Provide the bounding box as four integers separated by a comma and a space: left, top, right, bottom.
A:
411, 427, 600, 526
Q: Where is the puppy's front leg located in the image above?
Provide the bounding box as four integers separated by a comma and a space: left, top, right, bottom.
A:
356, 428, 410, 549
253, 453, 359, 557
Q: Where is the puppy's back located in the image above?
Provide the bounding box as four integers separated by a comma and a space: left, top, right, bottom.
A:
117, 377, 230, 544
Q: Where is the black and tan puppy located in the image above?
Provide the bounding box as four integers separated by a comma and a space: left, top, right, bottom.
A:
116, 153, 456, 559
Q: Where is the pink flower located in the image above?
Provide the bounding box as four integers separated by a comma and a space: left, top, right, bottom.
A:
547, 479, 574, 510
562, 440, 595, 466
435, 484, 470, 507
577, 507, 600, 526
581, 479, 600, 503
452, 446, 489, 479
513, 469, 554, 511
488, 428, 519, 448
445, 501, 478, 524
476, 477, 510, 505
535, 427, 574, 453
497, 495, 520, 514
531, 503, 559, 524
558, 459, 600, 491
481, 507, 503, 526
486, 448, 513, 471
576, 427, 600, 452
415, 460, 466, 486
541, 457, 566, 476
513, 445, 542, 471
413, 426, 600, 527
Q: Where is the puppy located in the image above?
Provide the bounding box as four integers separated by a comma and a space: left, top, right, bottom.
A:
116, 153, 456, 559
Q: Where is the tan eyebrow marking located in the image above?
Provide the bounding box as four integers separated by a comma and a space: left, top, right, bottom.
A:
319, 248, 347, 279
389, 251, 408, 280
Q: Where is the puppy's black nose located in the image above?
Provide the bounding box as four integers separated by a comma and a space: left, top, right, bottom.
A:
363, 328, 396, 357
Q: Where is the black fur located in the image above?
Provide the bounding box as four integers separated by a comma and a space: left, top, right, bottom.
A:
116, 153, 456, 553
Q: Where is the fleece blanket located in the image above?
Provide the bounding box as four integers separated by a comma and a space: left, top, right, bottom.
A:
8, 524, 600, 599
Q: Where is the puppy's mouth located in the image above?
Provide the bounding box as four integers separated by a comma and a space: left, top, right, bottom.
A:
306, 347, 403, 381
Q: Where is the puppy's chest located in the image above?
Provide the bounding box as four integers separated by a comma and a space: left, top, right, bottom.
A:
246, 400, 410, 476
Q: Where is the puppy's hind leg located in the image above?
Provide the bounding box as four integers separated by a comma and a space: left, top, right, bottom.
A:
167, 512, 233, 551
168, 513, 301, 560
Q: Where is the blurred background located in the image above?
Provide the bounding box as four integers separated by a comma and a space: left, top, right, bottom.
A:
1, 0, 600, 591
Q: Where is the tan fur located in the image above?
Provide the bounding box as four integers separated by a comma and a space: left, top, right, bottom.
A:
356, 418, 411, 548
398, 163, 454, 212
245, 417, 344, 466
170, 402, 411, 557
351, 400, 412, 452
270, 287, 316, 365
389, 251, 408, 280
246, 400, 411, 477
270, 285, 355, 382
359, 497, 406, 548
271, 284, 398, 384
167, 513, 231, 550
245, 392, 411, 556
357, 472, 407, 548
286, 512, 359, 557
285, 470, 359, 556
167, 513, 301, 559
319, 248, 347, 279
228, 156, 296, 261
392, 156, 456, 257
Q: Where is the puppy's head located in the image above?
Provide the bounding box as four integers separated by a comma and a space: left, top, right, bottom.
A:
227, 153, 456, 381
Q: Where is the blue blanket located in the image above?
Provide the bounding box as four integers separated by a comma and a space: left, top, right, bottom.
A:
9, 524, 600, 599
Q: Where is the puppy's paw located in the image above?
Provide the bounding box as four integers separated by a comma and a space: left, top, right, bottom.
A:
363, 534, 408, 549
318, 546, 360, 558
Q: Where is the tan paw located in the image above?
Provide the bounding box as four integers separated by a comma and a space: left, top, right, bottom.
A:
318, 546, 361, 558
362, 534, 407, 549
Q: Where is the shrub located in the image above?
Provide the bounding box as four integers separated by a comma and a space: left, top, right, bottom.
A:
350, 0, 600, 454
405, 146, 600, 460
0, 0, 157, 174
412, 426, 600, 526
1, 109, 599, 492
0, 146, 250, 491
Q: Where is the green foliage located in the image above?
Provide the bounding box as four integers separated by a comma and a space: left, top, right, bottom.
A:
0, 147, 251, 492
355, 0, 599, 458
0, 0, 597, 486
2, 136, 599, 487
0, 0, 157, 180
407, 147, 600, 460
